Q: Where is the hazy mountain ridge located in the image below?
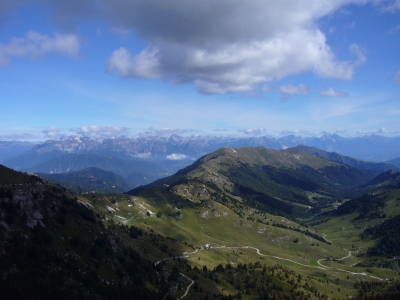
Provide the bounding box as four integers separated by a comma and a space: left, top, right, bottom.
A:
296, 145, 399, 172
0, 141, 36, 162
3, 133, 400, 168
25, 153, 160, 179
38, 167, 135, 194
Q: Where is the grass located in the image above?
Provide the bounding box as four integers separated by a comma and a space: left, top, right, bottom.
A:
77, 186, 400, 299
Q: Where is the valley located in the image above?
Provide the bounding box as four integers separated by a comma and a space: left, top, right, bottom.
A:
1, 144, 400, 299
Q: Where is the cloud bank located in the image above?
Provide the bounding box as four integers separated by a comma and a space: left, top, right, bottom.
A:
238, 128, 267, 136
70, 126, 130, 140
102, 0, 371, 94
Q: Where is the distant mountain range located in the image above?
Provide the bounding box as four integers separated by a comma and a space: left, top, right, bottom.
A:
2, 134, 400, 192
38, 167, 135, 194
0, 141, 35, 162
296, 145, 399, 172
3, 134, 400, 164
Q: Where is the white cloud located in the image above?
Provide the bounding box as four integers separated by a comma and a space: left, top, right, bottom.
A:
238, 128, 267, 136
277, 84, 310, 95
70, 126, 130, 140
321, 129, 347, 135
263, 83, 310, 101
319, 87, 348, 97
105, 47, 161, 79
42, 126, 60, 138
101, 0, 369, 94
138, 127, 193, 137
263, 84, 310, 96
394, 70, 400, 85
213, 128, 228, 132
356, 128, 389, 135
166, 153, 188, 160
0, 31, 80, 66
134, 152, 152, 158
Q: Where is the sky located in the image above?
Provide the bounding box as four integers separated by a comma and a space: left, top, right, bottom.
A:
0, 0, 399, 141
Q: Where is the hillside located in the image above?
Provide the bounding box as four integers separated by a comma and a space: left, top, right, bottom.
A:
0, 164, 353, 300
0, 165, 170, 299
128, 147, 378, 216
2, 149, 400, 299
86, 147, 400, 299
38, 167, 135, 193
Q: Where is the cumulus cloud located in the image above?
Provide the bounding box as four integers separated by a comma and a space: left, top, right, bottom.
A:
2, 1, 378, 94
100, 0, 369, 94
394, 70, 400, 85
42, 126, 60, 138
138, 127, 194, 137
0, 31, 80, 66
319, 87, 348, 97
356, 128, 389, 135
70, 126, 130, 140
166, 153, 188, 160
238, 128, 267, 136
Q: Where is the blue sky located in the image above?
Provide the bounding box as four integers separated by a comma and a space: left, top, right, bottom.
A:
0, 0, 399, 141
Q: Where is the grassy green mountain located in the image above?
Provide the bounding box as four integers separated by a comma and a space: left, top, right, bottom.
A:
38, 167, 135, 193
128, 147, 378, 216
79, 147, 400, 299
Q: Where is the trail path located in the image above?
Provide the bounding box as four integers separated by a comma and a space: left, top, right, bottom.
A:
178, 274, 194, 299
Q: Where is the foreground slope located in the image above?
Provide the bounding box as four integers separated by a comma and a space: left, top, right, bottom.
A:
0, 164, 170, 299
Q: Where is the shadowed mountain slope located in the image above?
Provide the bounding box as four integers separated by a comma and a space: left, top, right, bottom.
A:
38, 167, 135, 194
